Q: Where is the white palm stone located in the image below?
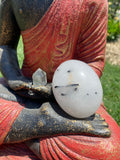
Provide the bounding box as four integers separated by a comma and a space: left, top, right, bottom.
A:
52, 60, 103, 118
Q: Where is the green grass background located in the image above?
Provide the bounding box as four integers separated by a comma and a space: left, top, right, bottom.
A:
0, 37, 120, 126
101, 62, 120, 125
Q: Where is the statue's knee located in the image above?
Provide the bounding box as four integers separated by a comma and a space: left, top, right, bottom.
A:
99, 139, 120, 158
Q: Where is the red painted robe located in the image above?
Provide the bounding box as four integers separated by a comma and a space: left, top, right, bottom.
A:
0, 0, 120, 159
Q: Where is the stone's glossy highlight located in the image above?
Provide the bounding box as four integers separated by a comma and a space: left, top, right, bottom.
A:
52, 60, 103, 118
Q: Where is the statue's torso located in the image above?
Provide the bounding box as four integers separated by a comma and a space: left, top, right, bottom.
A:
20, 0, 83, 81
10, 0, 106, 82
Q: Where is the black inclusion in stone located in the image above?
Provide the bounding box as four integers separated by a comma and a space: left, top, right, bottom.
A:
95, 92, 97, 95
54, 86, 58, 88
86, 93, 89, 96
61, 93, 67, 96
67, 70, 71, 73
74, 88, 78, 91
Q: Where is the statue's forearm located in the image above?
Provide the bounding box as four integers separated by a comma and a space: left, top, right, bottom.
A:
4, 102, 111, 144
0, 46, 33, 93
0, 46, 23, 82
4, 108, 45, 144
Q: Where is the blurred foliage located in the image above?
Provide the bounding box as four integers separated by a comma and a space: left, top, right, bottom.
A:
107, 0, 120, 41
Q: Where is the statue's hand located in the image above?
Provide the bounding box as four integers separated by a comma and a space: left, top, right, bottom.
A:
8, 77, 32, 91
39, 102, 111, 138
7, 68, 54, 100
28, 83, 54, 100
8, 78, 54, 100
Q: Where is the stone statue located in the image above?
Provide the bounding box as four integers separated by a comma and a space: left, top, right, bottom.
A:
0, 0, 120, 159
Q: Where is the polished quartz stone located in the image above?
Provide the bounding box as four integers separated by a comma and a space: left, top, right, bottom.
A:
52, 60, 103, 118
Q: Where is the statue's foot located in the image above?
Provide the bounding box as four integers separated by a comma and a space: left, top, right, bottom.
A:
39, 102, 111, 138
